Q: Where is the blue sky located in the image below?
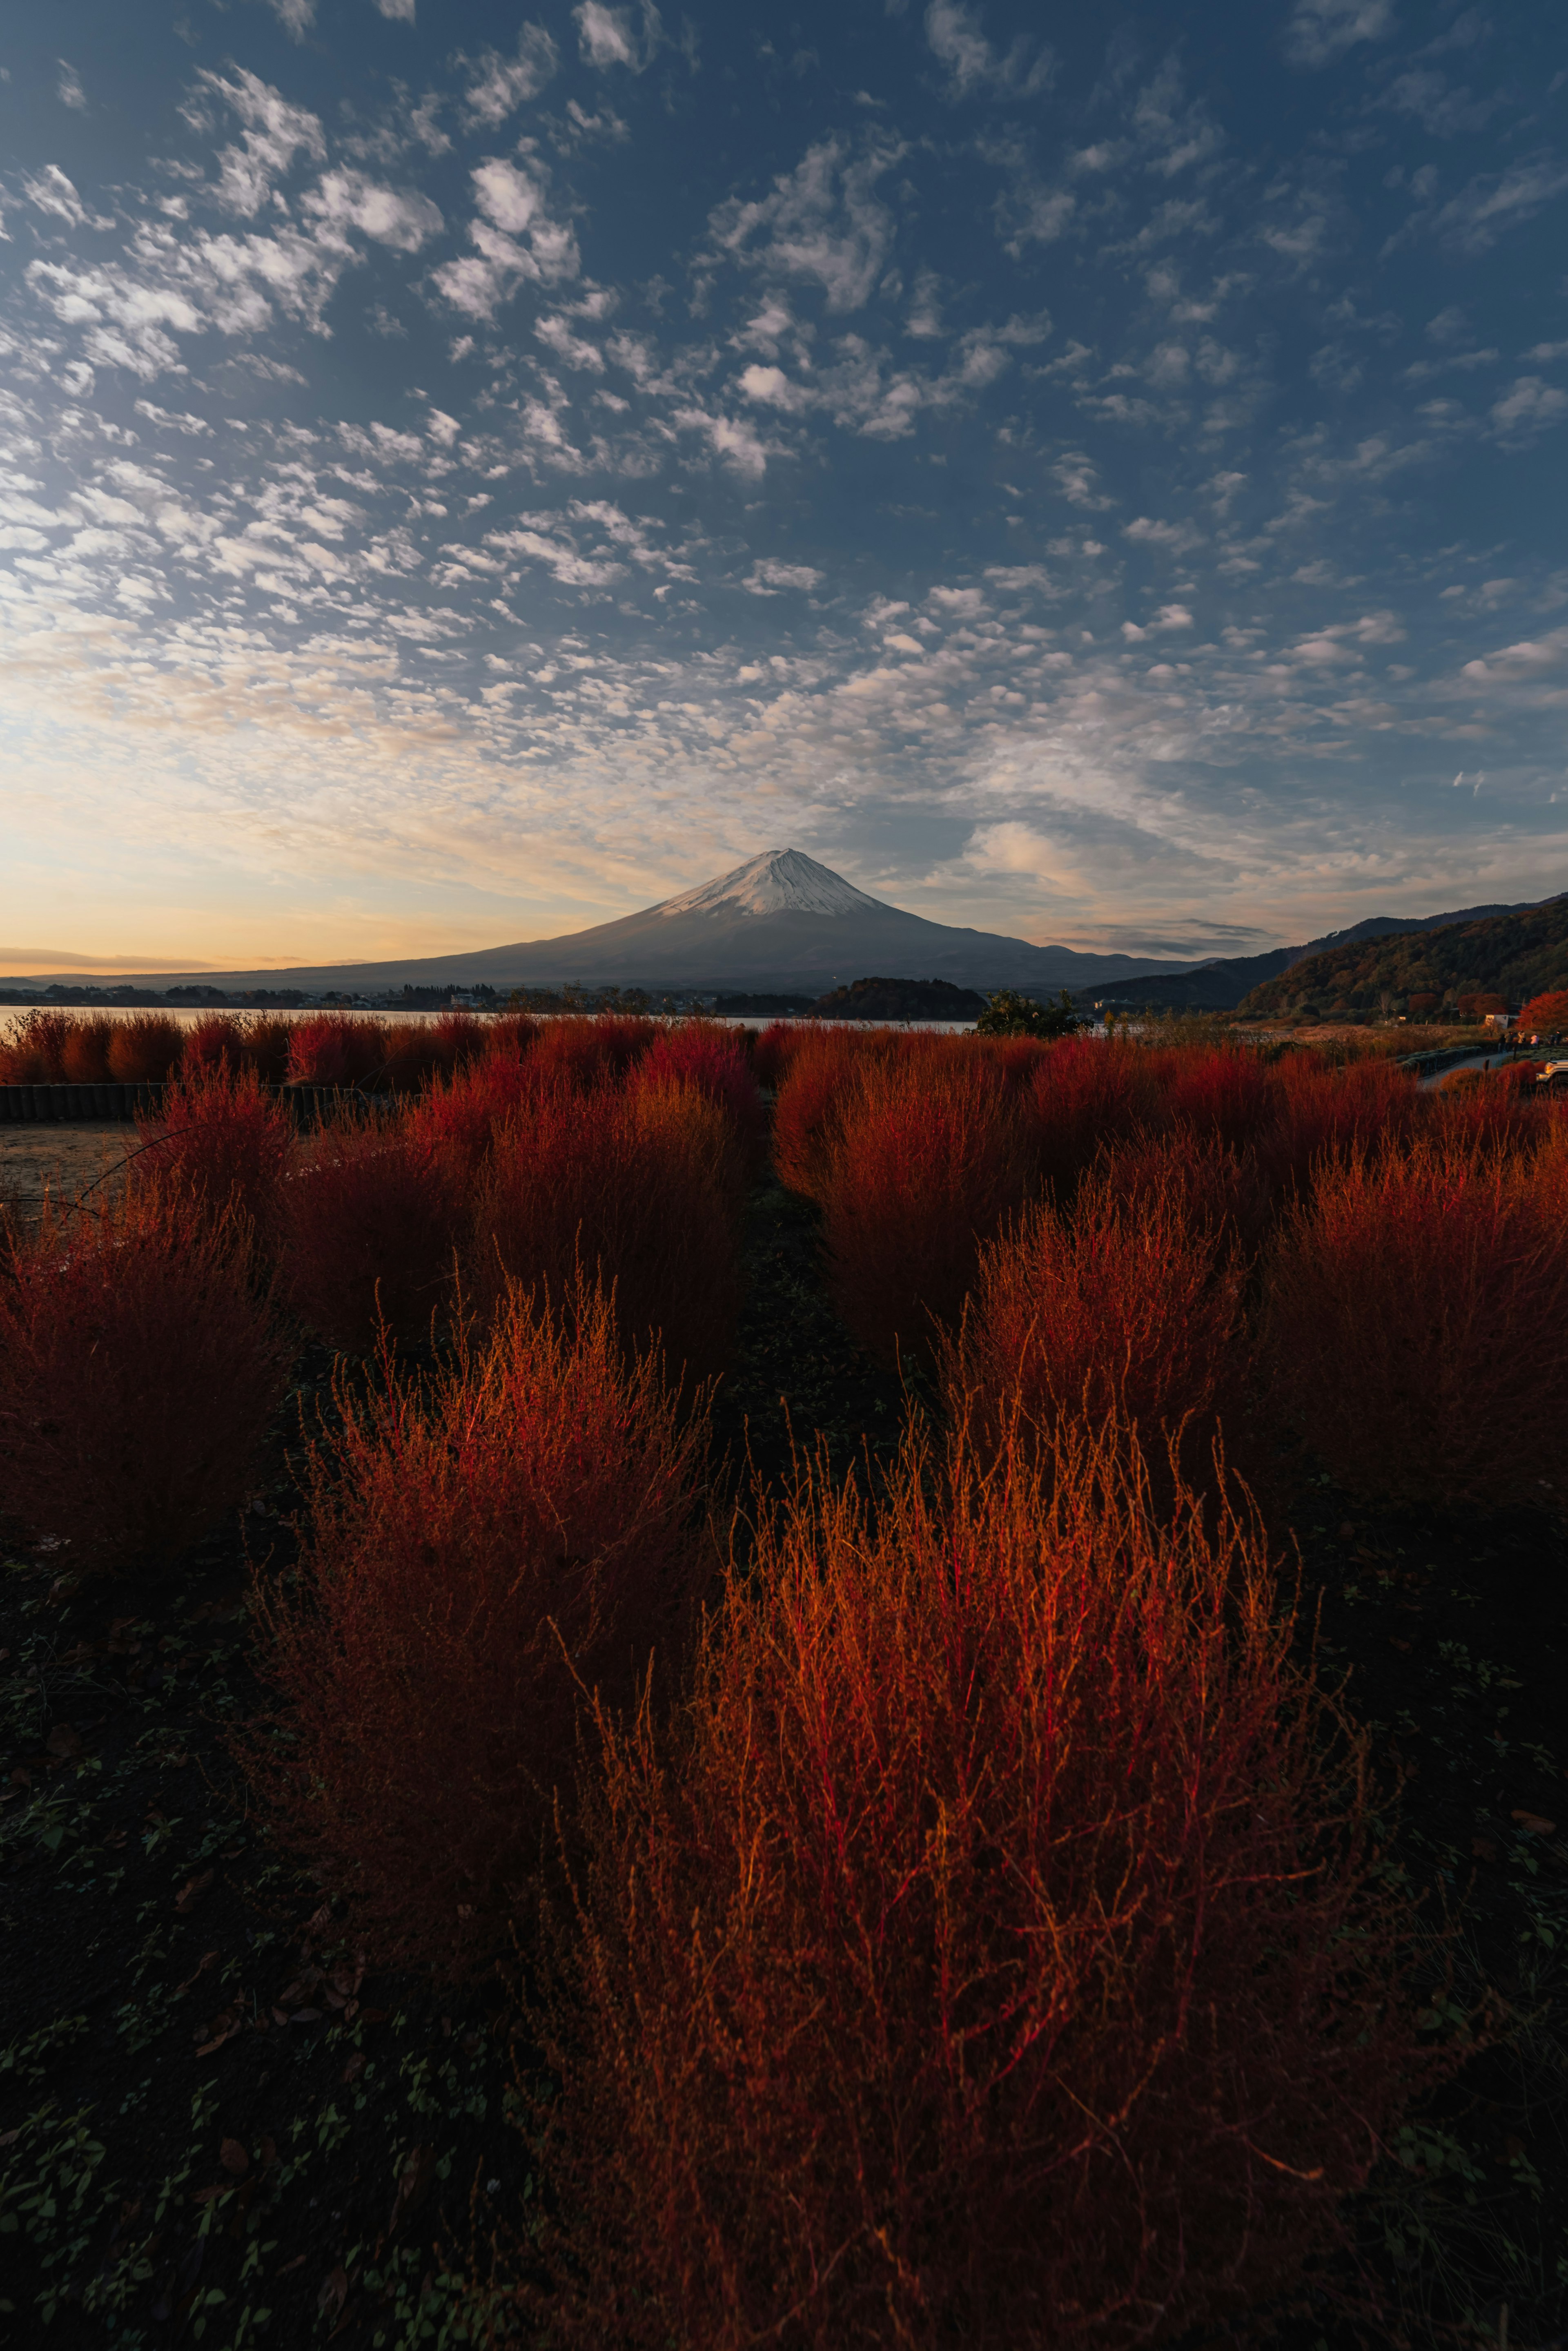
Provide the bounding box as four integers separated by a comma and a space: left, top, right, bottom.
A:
2, 0, 1567, 970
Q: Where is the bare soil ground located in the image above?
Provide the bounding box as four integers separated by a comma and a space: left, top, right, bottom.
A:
0, 1127, 136, 1226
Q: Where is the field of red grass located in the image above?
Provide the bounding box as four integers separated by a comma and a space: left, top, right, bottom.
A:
3, 1016, 1564, 2346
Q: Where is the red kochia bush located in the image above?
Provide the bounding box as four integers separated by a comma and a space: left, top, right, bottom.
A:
246, 1276, 706, 1978
525, 1014, 655, 1095
1428, 1068, 1547, 1163
378, 1011, 490, 1095
236, 1014, 294, 1086
471, 1080, 742, 1384
281, 1115, 463, 1352
106, 1012, 184, 1084
483, 1009, 540, 1062
770, 1026, 867, 1200
751, 1019, 802, 1091
134, 1064, 294, 1245
182, 1013, 246, 1077
819, 1050, 1030, 1365
1262, 1140, 1568, 1507
1161, 1044, 1279, 1150
0, 1183, 288, 1575
945, 1147, 1247, 1483
1262, 1051, 1419, 1201
406, 1053, 538, 1202
633, 1020, 765, 1176
513, 1422, 1432, 2349
0, 1010, 74, 1083
1027, 1033, 1166, 1202
59, 1017, 116, 1084
285, 1012, 391, 1089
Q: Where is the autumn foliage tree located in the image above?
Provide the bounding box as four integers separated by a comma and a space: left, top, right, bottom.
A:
1517, 988, 1568, 1036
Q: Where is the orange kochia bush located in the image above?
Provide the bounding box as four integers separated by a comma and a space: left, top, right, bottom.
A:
818, 1046, 1032, 1365
133, 1063, 295, 1245
280, 1113, 465, 1352
1261, 1137, 1568, 1508
0, 1182, 288, 1575
944, 1137, 1248, 1486
510, 1422, 1435, 2350
470, 1077, 744, 1385
245, 1276, 707, 1979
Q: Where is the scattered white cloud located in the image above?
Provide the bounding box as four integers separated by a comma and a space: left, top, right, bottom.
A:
984, 134, 1074, 257
432, 159, 579, 315
56, 60, 87, 111
1052, 453, 1112, 509
1489, 375, 1568, 448
459, 24, 559, 127
743, 558, 822, 593
304, 171, 443, 253
187, 68, 327, 219
708, 134, 901, 313
1124, 515, 1203, 553
923, 1, 1053, 100
738, 362, 812, 412
0, 0, 1564, 966
22, 167, 111, 232
259, 0, 317, 37
1283, 0, 1396, 71
574, 2, 664, 73
673, 405, 774, 476
1432, 159, 1568, 254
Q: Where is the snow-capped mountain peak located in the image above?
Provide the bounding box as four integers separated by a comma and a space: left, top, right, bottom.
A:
655, 848, 889, 921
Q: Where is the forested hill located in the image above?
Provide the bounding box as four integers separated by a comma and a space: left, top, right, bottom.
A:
1240, 894, 1568, 1017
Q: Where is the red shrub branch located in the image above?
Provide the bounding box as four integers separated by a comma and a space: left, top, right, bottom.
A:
106, 1013, 184, 1084
1026, 1035, 1167, 1203
285, 1013, 392, 1089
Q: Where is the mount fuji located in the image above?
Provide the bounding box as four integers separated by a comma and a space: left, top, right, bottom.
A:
13, 851, 1190, 997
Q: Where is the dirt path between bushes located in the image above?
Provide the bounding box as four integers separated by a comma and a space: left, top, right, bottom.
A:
0, 1123, 136, 1221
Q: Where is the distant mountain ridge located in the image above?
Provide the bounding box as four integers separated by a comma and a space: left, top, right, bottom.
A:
5, 850, 1191, 998
1085, 895, 1558, 1014
1238, 893, 1568, 1018
9, 856, 1564, 1008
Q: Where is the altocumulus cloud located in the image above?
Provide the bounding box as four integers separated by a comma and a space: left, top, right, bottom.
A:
0, 0, 1564, 969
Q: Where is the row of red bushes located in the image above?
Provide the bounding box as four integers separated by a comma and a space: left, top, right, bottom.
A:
766, 1030, 1568, 1512
0, 1017, 1506, 2338
242, 1322, 1439, 2344
0, 1004, 496, 1088
0, 1019, 763, 1578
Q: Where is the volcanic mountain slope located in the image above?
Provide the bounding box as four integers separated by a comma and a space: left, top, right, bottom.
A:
8, 851, 1190, 998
